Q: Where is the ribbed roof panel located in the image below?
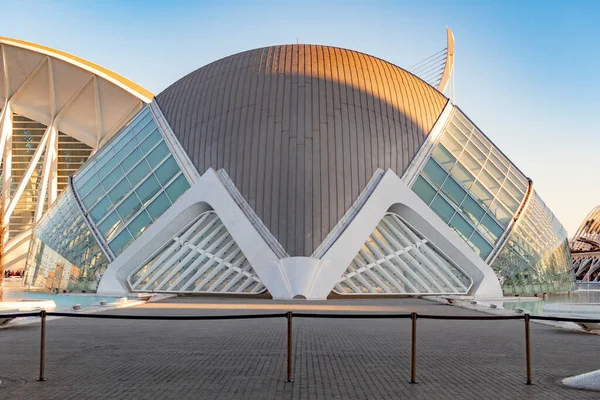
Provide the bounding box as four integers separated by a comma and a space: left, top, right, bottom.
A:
157, 44, 448, 256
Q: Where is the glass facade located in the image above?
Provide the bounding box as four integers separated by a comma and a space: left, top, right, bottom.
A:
73, 106, 190, 258
24, 188, 109, 291
411, 107, 573, 294
335, 213, 472, 295
492, 191, 575, 294
129, 211, 266, 294
412, 109, 529, 261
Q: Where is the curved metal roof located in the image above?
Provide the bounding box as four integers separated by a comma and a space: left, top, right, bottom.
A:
157, 44, 448, 256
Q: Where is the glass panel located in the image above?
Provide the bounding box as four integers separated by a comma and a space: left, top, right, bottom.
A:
450, 213, 474, 241
128, 211, 152, 239
469, 231, 493, 259
96, 156, 118, 180
136, 174, 161, 204
466, 141, 486, 163
77, 173, 99, 197
449, 162, 475, 190
147, 192, 172, 220
412, 176, 436, 205
498, 188, 519, 213
423, 159, 447, 188
120, 148, 143, 173
504, 178, 524, 202
439, 134, 463, 158
478, 169, 500, 195
485, 159, 505, 181
471, 181, 493, 208
431, 144, 456, 171
82, 184, 104, 210
479, 214, 504, 244
431, 195, 454, 223
447, 122, 469, 144
441, 178, 466, 206
165, 174, 190, 203
98, 211, 122, 240
107, 179, 132, 204
117, 192, 142, 223
128, 159, 151, 186
116, 137, 137, 162
108, 229, 133, 256
135, 121, 158, 143
489, 200, 512, 227
102, 165, 125, 191
154, 156, 179, 185
460, 195, 485, 225
146, 141, 169, 165
139, 128, 162, 154
470, 132, 490, 157
89, 196, 112, 223
458, 150, 482, 176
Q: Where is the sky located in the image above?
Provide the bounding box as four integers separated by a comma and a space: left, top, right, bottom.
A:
1, 0, 598, 236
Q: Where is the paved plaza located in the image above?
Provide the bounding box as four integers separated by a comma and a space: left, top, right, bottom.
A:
0, 297, 599, 399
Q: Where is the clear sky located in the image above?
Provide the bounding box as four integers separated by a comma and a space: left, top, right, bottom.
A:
1, 0, 598, 236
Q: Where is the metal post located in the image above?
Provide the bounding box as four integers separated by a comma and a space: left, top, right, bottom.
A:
39, 309, 46, 382
410, 312, 417, 384
285, 311, 294, 383
525, 313, 531, 385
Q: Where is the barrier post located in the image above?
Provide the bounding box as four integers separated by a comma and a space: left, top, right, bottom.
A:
39, 309, 46, 382
410, 312, 417, 384
525, 313, 531, 385
285, 311, 294, 383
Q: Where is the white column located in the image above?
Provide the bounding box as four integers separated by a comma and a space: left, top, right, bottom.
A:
1, 102, 12, 211
34, 124, 58, 222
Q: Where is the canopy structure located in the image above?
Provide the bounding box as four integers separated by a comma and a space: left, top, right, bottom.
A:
0, 37, 153, 270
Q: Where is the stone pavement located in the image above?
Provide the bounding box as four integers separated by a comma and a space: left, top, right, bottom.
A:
0, 297, 598, 399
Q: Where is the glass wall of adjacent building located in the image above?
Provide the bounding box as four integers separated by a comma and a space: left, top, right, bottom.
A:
492, 191, 574, 294
24, 188, 109, 291
72, 106, 191, 258
411, 108, 529, 261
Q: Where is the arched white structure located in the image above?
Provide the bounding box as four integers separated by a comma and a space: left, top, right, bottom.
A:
0, 37, 153, 271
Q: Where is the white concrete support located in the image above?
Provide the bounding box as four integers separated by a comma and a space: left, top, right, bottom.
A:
1, 102, 12, 215
34, 124, 58, 222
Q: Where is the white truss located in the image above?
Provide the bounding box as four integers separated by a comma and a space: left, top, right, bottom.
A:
334, 213, 472, 295
128, 210, 266, 294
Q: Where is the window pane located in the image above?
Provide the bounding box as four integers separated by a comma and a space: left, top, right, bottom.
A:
77, 174, 99, 198
449, 162, 475, 190
498, 188, 519, 213
447, 122, 469, 144
466, 141, 486, 163
431, 195, 454, 223
120, 148, 143, 173
469, 231, 493, 259
147, 192, 172, 220
441, 178, 466, 206
423, 159, 447, 188
98, 211, 122, 241
117, 192, 142, 223
479, 214, 504, 244
165, 174, 190, 203
431, 144, 456, 171
154, 156, 180, 185
108, 179, 132, 204
478, 169, 500, 195
136, 174, 161, 204
504, 178, 524, 202
489, 200, 512, 227
108, 229, 133, 256
146, 141, 169, 165
460, 195, 485, 225
128, 159, 151, 185
439, 134, 463, 158
116, 137, 137, 162
139, 128, 161, 153
96, 156, 118, 180
485, 159, 505, 181
458, 150, 482, 177
450, 213, 474, 241
82, 184, 104, 210
471, 181, 493, 208
89, 196, 112, 223
412, 176, 436, 205
102, 165, 124, 191
128, 210, 152, 239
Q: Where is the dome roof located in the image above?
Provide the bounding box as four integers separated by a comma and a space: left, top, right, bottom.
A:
156, 44, 448, 256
